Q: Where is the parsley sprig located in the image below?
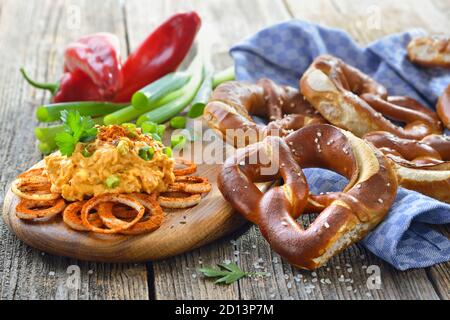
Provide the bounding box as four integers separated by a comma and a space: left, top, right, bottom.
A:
55, 110, 98, 156
198, 262, 267, 284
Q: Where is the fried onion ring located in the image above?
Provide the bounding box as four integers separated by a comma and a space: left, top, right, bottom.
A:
158, 191, 202, 209
81, 194, 145, 234
168, 176, 212, 194
16, 198, 66, 220
11, 177, 60, 201
63, 201, 103, 231
98, 193, 164, 235
173, 158, 197, 176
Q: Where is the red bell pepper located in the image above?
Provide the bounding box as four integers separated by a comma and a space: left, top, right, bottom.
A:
21, 12, 201, 103
53, 70, 105, 102
113, 11, 201, 102
64, 32, 123, 99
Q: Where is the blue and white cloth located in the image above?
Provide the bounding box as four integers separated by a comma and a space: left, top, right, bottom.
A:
230, 20, 450, 270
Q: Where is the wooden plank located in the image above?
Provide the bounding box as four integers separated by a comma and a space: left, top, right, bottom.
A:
284, 0, 450, 44
237, 216, 439, 300
0, 0, 148, 300
121, 0, 291, 300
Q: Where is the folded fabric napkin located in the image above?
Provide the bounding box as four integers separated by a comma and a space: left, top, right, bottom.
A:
230, 20, 450, 270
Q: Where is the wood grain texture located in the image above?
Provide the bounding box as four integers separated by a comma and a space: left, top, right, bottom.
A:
0, 0, 148, 300
284, 0, 450, 44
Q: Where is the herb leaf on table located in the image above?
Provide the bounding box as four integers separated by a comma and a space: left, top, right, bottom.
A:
198, 262, 267, 284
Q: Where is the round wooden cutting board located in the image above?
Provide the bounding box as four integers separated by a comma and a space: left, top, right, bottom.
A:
2, 160, 252, 263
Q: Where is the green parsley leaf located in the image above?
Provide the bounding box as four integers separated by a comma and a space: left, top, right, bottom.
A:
55, 110, 98, 156
198, 262, 267, 285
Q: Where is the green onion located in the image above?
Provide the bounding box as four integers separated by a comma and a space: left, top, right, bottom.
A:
121, 123, 139, 138
150, 133, 162, 142
138, 145, 155, 161
38, 142, 53, 155
140, 121, 157, 134
171, 134, 187, 149
131, 72, 190, 110
81, 145, 94, 158
212, 66, 235, 88
105, 175, 120, 189
187, 70, 212, 118
170, 116, 187, 129
36, 102, 128, 123
162, 147, 173, 157
103, 89, 183, 125
156, 124, 166, 137
137, 55, 204, 125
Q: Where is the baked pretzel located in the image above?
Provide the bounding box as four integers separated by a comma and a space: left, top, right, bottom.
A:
218, 124, 398, 269
204, 78, 326, 148
300, 55, 443, 139
407, 35, 450, 68
437, 85, 450, 129
364, 131, 450, 203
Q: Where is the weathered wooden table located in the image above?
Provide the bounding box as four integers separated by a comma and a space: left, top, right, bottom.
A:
0, 0, 449, 300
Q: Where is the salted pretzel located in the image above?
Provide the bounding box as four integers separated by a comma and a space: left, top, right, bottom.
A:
407, 35, 450, 68
218, 124, 398, 270
300, 55, 443, 139
364, 131, 450, 203
204, 78, 326, 148
437, 85, 450, 129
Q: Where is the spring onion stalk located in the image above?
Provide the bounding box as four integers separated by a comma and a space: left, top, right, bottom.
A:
103, 89, 183, 125
212, 66, 235, 88
137, 55, 204, 125
36, 102, 128, 122
35, 117, 104, 154
188, 43, 214, 118
131, 72, 191, 110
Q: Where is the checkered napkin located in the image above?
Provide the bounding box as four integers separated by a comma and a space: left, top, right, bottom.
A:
229, 20, 450, 270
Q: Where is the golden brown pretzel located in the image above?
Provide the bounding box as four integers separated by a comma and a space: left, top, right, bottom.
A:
364, 131, 450, 202
204, 78, 326, 148
437, 85, 450, 129
407, 35, 450, 68
218, 124, 398, 269
300, 55, 443, 139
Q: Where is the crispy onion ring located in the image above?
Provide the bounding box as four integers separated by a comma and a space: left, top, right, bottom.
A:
168, 176, 212, 194
16, 198, 66, 220
11, 177, 60, 201
158, 191, 202, 209
98, 193, 164, 235
173, 158, 197, 176
63, 201, 103, 231
81, 194, 145, 234
17, 168, 46, 179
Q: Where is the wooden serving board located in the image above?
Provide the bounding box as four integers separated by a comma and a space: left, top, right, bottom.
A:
2, 127, 267, 263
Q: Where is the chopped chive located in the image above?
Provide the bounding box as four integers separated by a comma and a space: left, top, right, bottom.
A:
163, 147, 173, 157
105, 175, 120, 189
138, 145, 154, 161
81, 145, 94, 158
171, 135, 187, 149
170, 116, 187, 129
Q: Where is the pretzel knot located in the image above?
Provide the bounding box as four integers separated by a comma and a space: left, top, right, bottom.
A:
437, 85, 450, 129
204, 78, 326, 148
300, 55, 443, 139
365, 131, 450, 203
407, 35, 450, 69
219, 124, 398, 270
